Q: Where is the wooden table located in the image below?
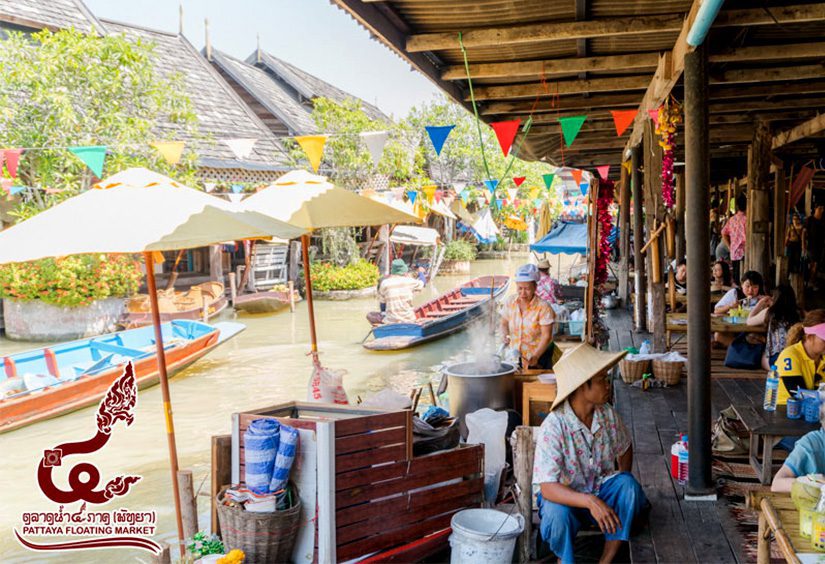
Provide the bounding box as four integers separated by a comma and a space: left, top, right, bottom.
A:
666, 312, 767, 334
748, 491, 808, 564
521, 380, 557, 426
731, 404, 820, 484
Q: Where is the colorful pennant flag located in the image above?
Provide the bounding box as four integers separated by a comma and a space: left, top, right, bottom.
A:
422, 185, 437, 204
533, 198, 543, 207
495, 199, 504, 209
542, 173, 555, 190
204, 182, 216, 193
68, 146, 106, 177
610, 110, 638, 137
622, 161, 632, 175
647, 109, 660, 128
424, 125, 455, 156
434, 190, 443, 203
231, 184, 243, 194
222, 138, 257, 160
580, 183, 589, 196
558, 115, 587, 147
513, 176, 526, 187
490, 120, 521, 156
406, 190, 418, 205
227, 193, 244, 204
570, 169, 583, 186
360, 131, 389, 167
507, 188, 518, 201
9, 185, 25, 196
151, 141, 185, 165
529, 187, 539, 199
295, 135, 327, 173
596, 165, 610, 180
459, 190, 469, 204
483, 179, 499, 194
476, 197, 486, 208
3, 149, 22, 179
1, 178, 13, 196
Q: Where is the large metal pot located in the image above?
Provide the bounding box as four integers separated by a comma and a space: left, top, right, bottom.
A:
443, 361, 516, 437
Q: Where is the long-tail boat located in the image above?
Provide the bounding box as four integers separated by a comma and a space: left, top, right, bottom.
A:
363, 275, 509, 351
0, 319, 244, 432
234, 287, 302, 314
122, 281, 228, 328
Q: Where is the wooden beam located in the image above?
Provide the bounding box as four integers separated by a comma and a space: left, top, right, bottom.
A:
711, 97, 825, 113
772, 113, 825, 148
407, 4, 825, 52
710, 41, 825, 64
711, 80, 825, 101
713, 64, 825, 85
468, 75, 650, 101
442, 52, 659, 80
481, 93, 640, 115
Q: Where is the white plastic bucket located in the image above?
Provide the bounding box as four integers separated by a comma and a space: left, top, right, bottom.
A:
449, 508, 525, 564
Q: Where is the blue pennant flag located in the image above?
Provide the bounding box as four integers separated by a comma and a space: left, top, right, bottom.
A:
580, 183, 588, 196
483, 179, 499, 193
425, 125, 455, 156
231, 184, 243, 194
9, 185, 25, 195
406, 190, 417, 205
495, 199, 504, 209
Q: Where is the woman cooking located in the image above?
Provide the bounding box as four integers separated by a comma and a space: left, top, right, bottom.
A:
501, 264, 557, 369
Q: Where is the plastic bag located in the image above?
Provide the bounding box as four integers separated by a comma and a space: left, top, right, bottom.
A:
307, 364, 349, 404
466, 408, 508, 504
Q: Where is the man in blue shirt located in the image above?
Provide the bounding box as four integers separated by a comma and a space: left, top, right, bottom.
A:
772, 402, 825, 492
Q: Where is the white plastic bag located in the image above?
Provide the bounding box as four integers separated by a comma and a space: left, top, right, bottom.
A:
307, 364, 349, 404
466, 408, 508, 505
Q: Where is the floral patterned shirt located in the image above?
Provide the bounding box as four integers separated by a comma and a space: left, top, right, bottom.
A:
502, 295, 555, 360
536, 273, 559, 304
533, 401, 631, 495
721, 211, 747, 261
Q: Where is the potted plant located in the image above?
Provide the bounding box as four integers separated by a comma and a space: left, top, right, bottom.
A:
308, 259, 380, 300
439, 240, 477, 274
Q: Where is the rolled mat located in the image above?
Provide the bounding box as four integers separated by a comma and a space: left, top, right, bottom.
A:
270, 424, 299, 493
244, 419, 280, 494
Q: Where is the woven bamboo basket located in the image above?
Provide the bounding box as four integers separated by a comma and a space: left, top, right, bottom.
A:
216, 487, 302, 564
619, 359, 650, 384
652, 359, 684, 386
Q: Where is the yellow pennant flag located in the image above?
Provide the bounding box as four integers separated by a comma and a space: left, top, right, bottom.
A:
295, 135, 327, 173
151, 141, 185, 165
529, 187, 539, 200
422, 184, 437, 204
622, 160, 632, 175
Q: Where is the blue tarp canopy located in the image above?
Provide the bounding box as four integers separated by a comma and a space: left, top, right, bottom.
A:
530, 221, 588, 255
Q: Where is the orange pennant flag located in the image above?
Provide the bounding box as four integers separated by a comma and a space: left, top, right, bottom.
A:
295, 135, 327, 173
570, 169, 583, 186
610, 110, 638, 137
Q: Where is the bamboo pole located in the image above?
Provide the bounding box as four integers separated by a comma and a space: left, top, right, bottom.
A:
640, 222, 667, 254
228, 272, 236, 306
143, 252, 185, 558
177, 470, 198, 541
301, 233, 319, 360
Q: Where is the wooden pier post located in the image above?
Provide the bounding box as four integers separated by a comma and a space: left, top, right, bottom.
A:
618, 162, 631, 304
631, 145, 647, 332
513, 426, 535, 563
288, 280, 296, 312
643, 120, 666, 351
228, 272, 237, 306
177, 470, 199, 542
747, 120, 772, 278
773, 162, 788, 287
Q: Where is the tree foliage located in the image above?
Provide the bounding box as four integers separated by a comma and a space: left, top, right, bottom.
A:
0, 28, 199, 221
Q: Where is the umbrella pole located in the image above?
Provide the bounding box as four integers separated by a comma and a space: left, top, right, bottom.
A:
301, 234, 320, 362
143, 252, 185, 557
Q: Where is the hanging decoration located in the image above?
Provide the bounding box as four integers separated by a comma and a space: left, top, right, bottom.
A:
406, 190, 418, 205
622, 161, 632, 175
425, 125, 455, 156
295, 135, 327, 173
490, 120, 521, 156
542, 173, 555, 190
422, 185, 437, 203
68, 146, 107, 177
610, 110, 638, 136
434, 189, 443, 203
222, 138, 257, 160
151, 141, 185, 165
483, 179, 499, 193
656, 98, 682, 210
558, 115, 587, 147
570, 169, 583, 187
204, 182, 216, 193
595, 178, 616, 288
596, 165, 610, 181
360, 131, 389, 167
580, 183, 589, 196
231, 184, 243, 194
3, 149, 23, 179
507, 188, 518, 201
513, 176, 526, 187
647, 109, 660, 128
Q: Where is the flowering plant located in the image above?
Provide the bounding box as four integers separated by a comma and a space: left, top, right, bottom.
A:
0, 254, 142, 307
594, 179, 616, 288
309, 259, 379, 292
656, 98, 682, 210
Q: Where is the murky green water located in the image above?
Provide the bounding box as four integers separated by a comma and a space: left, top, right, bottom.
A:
0, 258, 520, 562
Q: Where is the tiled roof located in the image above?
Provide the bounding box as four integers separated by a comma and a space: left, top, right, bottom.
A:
250, 50, 389, 122
209, 49, 318, 136
0, 0, 101, 33
100, 19, 290, 169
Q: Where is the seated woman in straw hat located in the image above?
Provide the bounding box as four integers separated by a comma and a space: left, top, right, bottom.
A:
533, 344, 648, 564
501, 264, 557, 369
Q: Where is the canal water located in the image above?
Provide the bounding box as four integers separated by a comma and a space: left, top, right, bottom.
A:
0, 258, 525, 562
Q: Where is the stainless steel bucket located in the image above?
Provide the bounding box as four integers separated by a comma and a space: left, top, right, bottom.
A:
443, 362, 516, 437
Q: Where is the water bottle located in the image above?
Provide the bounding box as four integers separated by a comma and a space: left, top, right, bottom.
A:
763, 365, 779, 412
639, 340, 651, 355
670, 434, 688, 484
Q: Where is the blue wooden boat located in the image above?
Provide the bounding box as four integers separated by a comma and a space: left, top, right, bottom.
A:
363, 275, 510, 351
0, 320, 245, 433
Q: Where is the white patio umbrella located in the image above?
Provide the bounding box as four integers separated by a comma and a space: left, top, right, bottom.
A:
0, 168, 306, 554
240, 169, 422, 357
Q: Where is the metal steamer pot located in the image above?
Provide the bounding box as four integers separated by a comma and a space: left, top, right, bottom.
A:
442, 361, 516, 437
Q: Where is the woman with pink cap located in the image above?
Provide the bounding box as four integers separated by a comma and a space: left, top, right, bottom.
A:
775, 309, 825, 406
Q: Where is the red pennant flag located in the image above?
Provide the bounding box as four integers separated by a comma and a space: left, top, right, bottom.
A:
647, 109, 660, 128
1, 178, 12, 196
570, 169, 583, 186
490, 120, 521, 156
610, 110, 637, 136
435, 190, 443, 203
513, 176, 526, 187
596, 165, 610, 180
4, 149, 23, 179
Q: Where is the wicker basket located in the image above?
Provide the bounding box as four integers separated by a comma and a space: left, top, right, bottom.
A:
619, 359, 650, 384
652, 359, 684, 386
216, 487, 302, 564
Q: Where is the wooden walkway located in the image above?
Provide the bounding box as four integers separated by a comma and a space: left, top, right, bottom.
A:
607, 308, 754, 564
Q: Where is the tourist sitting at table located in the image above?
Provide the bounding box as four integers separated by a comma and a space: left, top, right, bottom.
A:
501, 264, 556, 369
714, 270, 765, 315
534, 344, 648, 564
747, 284, 801, 369
670, 258, 687, 294
775, 309, 825, 407
372, 259, 423, 324
710, 260, 733, 293
536, 258, 560, 304
771, 402, 825, 493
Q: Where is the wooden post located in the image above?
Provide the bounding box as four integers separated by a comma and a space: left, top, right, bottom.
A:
747, 120, 772, 277
513, 426, 535, 563
643, 119, 666, 351
201, 296, 208, 323
288, 280, 296, 312
684, 44, 714, 498
228, 272, 236, 306
177, 470, 199, 542
774, 162, 787, 287
378, 225, 391, 276
210, 435, 231, 536
288, 240, 301, 283
152, 542, 172, 564
757, 511, 770, 564
631, 145, 647, 332
585, 179, 599, 344
209, 245, 223, 285
618, 162, 631, 304
675, 172, 686, 261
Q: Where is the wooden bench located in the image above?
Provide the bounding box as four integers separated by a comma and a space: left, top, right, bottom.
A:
731, 404, 819, 484
748, 490, 807, 564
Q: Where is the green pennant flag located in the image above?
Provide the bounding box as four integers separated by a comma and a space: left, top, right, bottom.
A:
542, 173, 555, 189
558, 115, 587, 147
69, 146, 107, 177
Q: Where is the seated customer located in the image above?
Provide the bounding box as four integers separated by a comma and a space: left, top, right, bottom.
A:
533, 345, 648, 564
747, 284, 801, 369
673, 259, 687, 294
715, 270, 765, 315
772, 402, 825, 492
501, 264, 556, 369
710, 260, 733, 293
775, 309, 825, 407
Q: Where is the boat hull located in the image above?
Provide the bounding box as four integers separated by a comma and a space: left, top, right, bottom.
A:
122, 295, 228, 328
234, 291, 301, 314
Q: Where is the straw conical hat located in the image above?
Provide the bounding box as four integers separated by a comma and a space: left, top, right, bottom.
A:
551, 344, 627, 410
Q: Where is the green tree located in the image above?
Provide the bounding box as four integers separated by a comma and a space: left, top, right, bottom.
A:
0, 28, 199, 222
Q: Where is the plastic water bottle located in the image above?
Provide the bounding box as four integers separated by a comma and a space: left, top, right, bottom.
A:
678, 444, 689, 485
639, 340, 651, 355
670, 434, 688, 484
763, 365, 779, 412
